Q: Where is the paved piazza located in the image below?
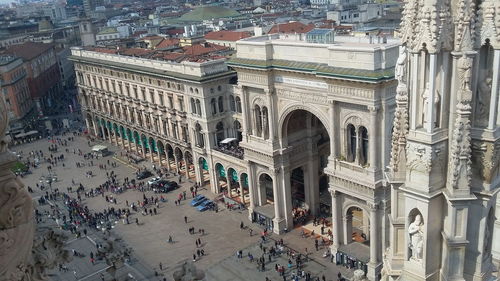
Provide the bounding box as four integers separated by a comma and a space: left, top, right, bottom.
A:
15, 133, 354, 281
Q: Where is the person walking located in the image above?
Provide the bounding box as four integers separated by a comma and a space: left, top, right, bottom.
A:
184, 216, 188, 223
159, 262, 163, 270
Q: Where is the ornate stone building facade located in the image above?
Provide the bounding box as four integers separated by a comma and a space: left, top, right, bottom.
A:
383, 0, 500, 279
228, 33, 399, 280
70, 47, 247, 199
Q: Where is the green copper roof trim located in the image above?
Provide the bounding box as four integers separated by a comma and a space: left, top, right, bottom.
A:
227, 58, 395, 82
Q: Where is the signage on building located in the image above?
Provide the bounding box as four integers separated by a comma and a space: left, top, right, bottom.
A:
274, 75, 328, 89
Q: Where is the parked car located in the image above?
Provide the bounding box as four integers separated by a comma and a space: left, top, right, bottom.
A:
148, 177, 161, 185
196, 200, 215, 212
154, 180, 179, 193
191, 195, 208, 206
136, 170, 153, 180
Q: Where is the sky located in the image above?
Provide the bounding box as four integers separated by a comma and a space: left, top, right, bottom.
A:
0, 0, 14, 4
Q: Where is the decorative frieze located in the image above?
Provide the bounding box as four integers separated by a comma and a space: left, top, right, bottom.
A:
276, 88, 328, 104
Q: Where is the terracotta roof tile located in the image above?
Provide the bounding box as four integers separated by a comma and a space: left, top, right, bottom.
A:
204, 30, 251, 42
119, 48, 153, 57
155, 38, 180, 49
182, 43, 229, 56
268, 22, 315, 34
4, 41, 54, 61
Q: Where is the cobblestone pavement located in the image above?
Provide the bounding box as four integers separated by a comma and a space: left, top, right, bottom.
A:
14, 134, 359, 281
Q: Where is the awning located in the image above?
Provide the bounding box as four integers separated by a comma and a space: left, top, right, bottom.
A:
14, 130, 38, 138
92, 145, 108, 152
220, 138, 237, 144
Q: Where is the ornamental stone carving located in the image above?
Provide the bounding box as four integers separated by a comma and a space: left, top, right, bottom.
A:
454, 0, 477, 51
406, 143, 433, 173
410, 1, 453, 53
471, 140, 500, 184
449, 118, 472, 189
390, 46, 410, 176
477, 0, 500, 48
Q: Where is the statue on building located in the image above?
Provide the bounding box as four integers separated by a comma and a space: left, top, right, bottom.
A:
408, 214, 424, 261
395, 45, 408, 84
421, 83, 441, 127
475, 74, 492, 127
458, 55, 473, 91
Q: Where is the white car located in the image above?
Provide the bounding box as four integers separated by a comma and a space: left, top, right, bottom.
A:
147, 177, 161, 185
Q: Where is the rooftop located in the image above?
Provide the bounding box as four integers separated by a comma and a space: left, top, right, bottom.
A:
231, 33, 400, 81
205, 31, 252, 42
97, 27, 118, 35
4, 42, 54, 61
268, 22, 315, 34
69, 47, 233, 81
178, 6, 241, 22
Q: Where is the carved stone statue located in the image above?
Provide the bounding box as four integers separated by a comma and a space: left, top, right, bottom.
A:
421, 83, 440, 127
395, 45, 408, 83
475, 75, 492, 127
172, 261, 205, 281
458, 55, 473, 91
408, 214, 424, 261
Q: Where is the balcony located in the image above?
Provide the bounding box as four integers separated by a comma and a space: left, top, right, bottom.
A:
213, 143, 244, 160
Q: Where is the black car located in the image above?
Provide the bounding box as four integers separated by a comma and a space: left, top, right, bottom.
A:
153, 180, 179, 193
136, 170, 153, 180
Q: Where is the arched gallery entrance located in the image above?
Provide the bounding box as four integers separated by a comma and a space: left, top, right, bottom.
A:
281, 109, 331, 225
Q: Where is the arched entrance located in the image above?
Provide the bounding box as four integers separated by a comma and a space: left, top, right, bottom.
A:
184, 151, 194, 179
215, 163, 227, 193
281, 109, 331, 222
345, 206, 370, 244
227, 168, 239, 198
258, 173, 273, 204
198, 157, 210, 186
174, 147, 184, 175
240, 173, 249, 205
166, 144, 174, 171
133, 131, 141, 154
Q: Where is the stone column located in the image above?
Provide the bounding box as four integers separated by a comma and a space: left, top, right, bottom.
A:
488, 49, 500, 129
425, 54, 438, 133
266, 90, 275, 141
281, 165, 293, 230
239, 177, 245, 204
246, 163, 256, 211
100, 125, 106, 140
85, 118, 91, 133
331, 190, 340, 250
306, 156, 319, 216
410, 52, 419, 130
91, 118, 98, 136
343, 213, 352, 245
174, 152, 179, 174
240, 86, 251, 137
369, 204, 378, 264
164, 149, 170, 171
329, 100, 336, 159
271, 169, 283, 234
368, 106, 378, 169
